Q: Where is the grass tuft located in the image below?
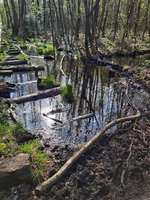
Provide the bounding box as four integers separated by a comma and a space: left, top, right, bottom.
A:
61, 84, 74, 103
16, 53, 29, 61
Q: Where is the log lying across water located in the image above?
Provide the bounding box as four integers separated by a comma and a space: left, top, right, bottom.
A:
106, 49, 150, 58
7, 49, 20, 56
82, 56, 123, 72
9, 87, 61, 104
0, 70, 13, 75
0, 60, 28, 66
0, 65, 44, 72
35, 111, 141, 194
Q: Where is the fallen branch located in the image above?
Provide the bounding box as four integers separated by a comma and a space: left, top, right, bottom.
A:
60, 55, 66, 76
53, 113, 94, 130
43, 114, 63, 124
9, 87, 61, 104
105, 49, 150, 58
35, 111, 141, 194
121, 139, 133, 187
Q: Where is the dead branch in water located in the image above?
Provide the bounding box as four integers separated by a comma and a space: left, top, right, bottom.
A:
35, 110, 141, 194
53, 113, 94, 130
9, 87, 61, 104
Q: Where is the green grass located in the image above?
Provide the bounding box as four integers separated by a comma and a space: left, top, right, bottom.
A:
36, 42, 56, 55
12, 121, 27, 136
0, 123, 18, 156
0, 122, 49, 182
19, 139, 49, 182
38, 75, 59, 89
16, 53, 29, 61
61, 84, 74, 103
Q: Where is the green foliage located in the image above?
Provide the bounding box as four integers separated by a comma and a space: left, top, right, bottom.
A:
0, 142, 7, 154
0, 123, 18, 156
61, 84, 74, 103
12, 121, 27, 136
0, 103, 10, 124
16, 53, 29, 61
38, 75, 59, 89
19, 139, 49, 182
36, 43, 55, 55
0, 52, 7, 62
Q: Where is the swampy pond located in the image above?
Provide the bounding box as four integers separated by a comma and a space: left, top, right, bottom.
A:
0, 53, 149, 148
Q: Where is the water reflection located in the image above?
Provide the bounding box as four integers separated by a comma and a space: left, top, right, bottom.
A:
0, 56, 132, 147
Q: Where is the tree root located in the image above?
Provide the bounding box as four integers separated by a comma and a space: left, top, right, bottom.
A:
35, 111, 141, 194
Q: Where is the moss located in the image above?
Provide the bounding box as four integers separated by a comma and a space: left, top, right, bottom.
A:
16, 53, 29, 61
61, 85, 74, 103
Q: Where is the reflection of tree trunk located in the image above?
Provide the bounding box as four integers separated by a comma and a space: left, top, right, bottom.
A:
10, 0, 19, 35
113, 0, 121, 40
3, 0, 12, 28
18, 0, 26, 37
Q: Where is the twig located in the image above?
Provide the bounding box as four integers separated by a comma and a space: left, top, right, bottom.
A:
121, 139, 133, 187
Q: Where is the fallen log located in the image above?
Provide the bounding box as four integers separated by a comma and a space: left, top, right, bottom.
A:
105, 49, 150, 58
0, 70, 13, 75
35, 110, 141, 194
44, 55, 55, 60
0, 65, 44, 72
81, 56, 123, 72
9, 87, 61, 104
0, 60, 28, 66
7, 49, 20, 55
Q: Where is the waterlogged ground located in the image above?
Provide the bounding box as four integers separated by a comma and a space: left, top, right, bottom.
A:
0, 54, 149, 149
0, 51, 150, 200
